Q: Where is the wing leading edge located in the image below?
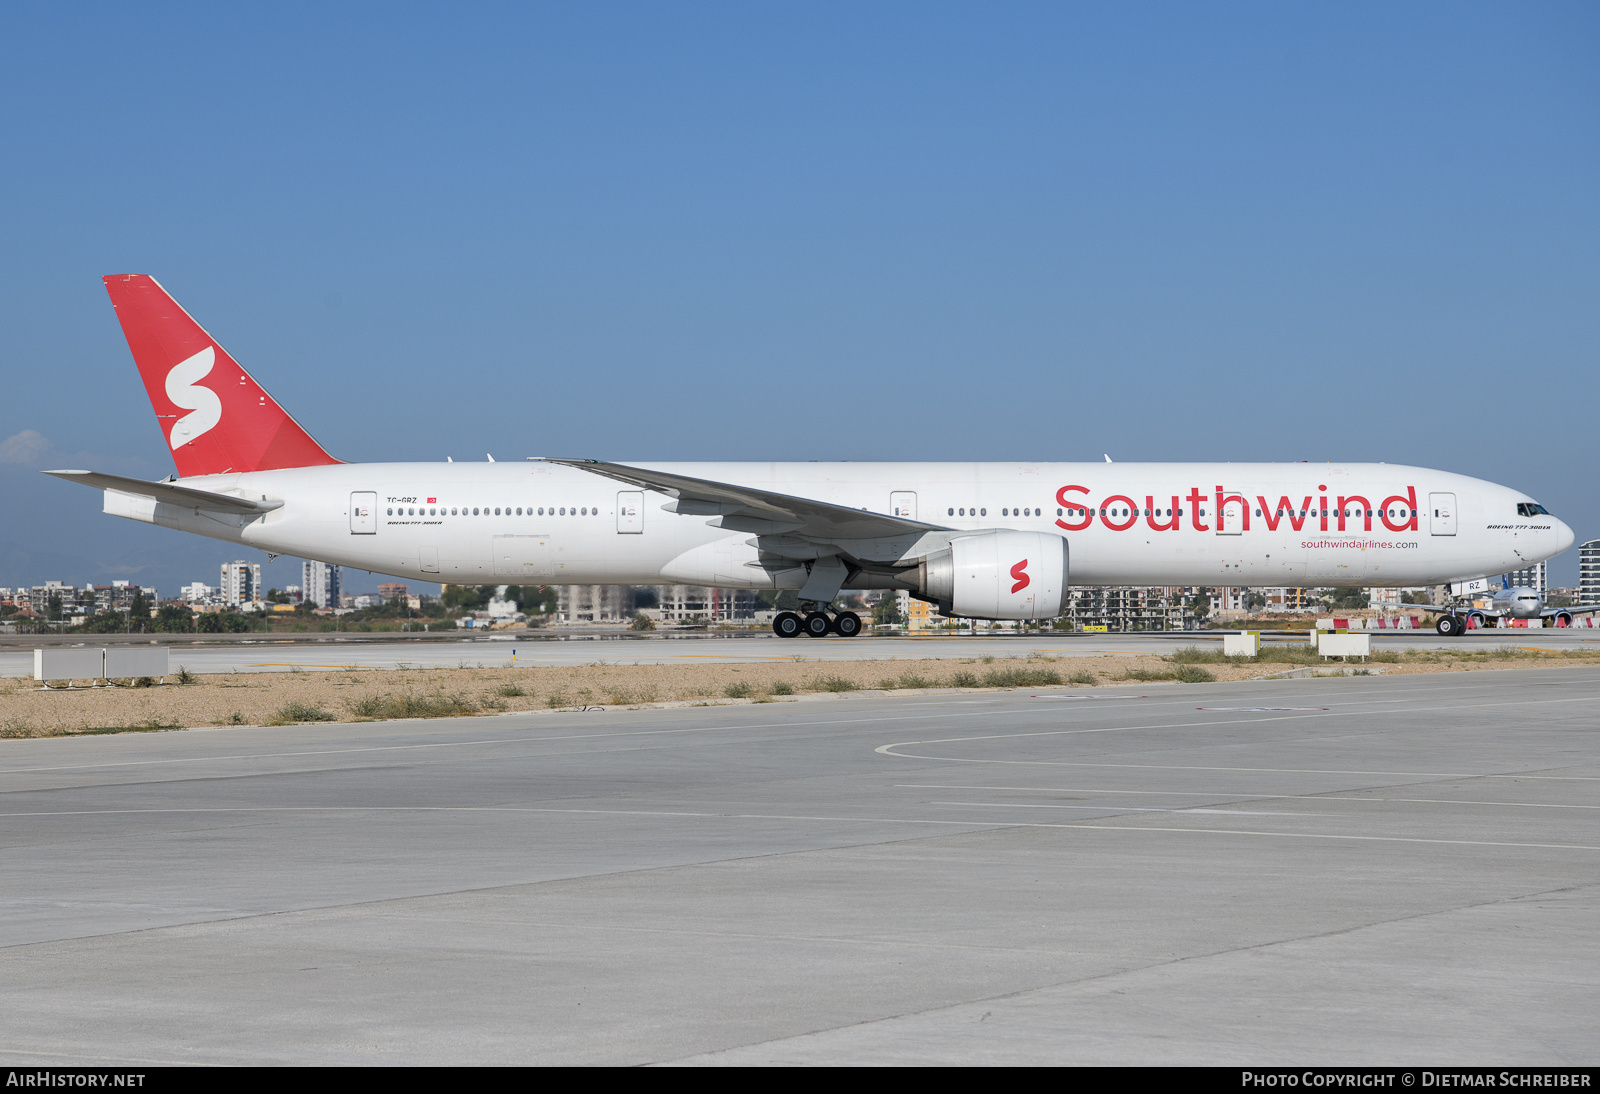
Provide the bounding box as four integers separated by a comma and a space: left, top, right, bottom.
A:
539, 458, 949, 542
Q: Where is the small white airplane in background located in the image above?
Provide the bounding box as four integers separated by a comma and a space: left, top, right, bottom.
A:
1405, 575, 1600, 635
46, 276, 1576, 638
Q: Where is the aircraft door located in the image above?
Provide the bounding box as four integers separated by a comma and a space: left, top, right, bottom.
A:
350, 491, 377, 534
1429, 492, 1456, 536
890, 492, 917, 520
617, 491, 643, 533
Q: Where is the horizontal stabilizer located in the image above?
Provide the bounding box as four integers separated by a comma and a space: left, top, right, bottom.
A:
42, 469, 282, 514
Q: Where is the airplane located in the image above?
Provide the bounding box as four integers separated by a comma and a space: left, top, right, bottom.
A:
1402, 575, 1600, 634
46, 275, 1576, 639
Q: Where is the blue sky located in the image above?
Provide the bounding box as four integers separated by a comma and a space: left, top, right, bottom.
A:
1, 2, 1595, 592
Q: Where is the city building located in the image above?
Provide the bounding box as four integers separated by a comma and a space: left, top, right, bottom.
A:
1581, 540, 1600, 606
557, 585, 634, 623
652, 585, 757, 624
220, 561, 263, 608
896, 590, 939, 632
543, 584, 760, 625
1260, 587, 1317, 612
28, 581, 76, 617
300, 560, 342, 609
1507, 560, 1547, 595
1062, 586, 1190, 631
180, 582, 217, 603
377, 582, 408, 601
894, 586, 1190, 631
89, 581, 157, 614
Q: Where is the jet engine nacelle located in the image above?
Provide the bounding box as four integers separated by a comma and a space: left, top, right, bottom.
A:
910, 530, 1069, 620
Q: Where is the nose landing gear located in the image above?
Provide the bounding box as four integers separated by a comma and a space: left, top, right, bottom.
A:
771, 606, 864, 638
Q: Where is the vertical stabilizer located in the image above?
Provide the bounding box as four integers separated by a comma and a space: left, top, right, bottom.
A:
102, 275, 340, 477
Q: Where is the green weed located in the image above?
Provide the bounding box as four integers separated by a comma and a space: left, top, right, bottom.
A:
981, 666, 1062, 688
347, 693, 478, 720
270, 701, 337, 724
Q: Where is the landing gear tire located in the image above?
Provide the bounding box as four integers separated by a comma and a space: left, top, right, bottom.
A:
1437, 615, 1461, 637
803, 612, 833, 638
833, 611, 862, 638
773, 611, 802, 638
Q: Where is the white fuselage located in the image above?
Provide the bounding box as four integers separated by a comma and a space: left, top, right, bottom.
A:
106, 461, 1572, 590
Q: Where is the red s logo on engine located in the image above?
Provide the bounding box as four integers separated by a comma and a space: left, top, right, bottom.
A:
1010, 559, 1030, 594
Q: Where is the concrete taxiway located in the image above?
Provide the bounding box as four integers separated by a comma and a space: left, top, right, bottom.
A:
1, 668, 1596, 1064
3, 628, 1598, 675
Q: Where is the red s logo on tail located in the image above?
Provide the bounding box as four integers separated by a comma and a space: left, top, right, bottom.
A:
103, 275, 341, 478
1010, 559, 1030, 594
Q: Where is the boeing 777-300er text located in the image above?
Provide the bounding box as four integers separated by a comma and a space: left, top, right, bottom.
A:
48, 276, 1576, 638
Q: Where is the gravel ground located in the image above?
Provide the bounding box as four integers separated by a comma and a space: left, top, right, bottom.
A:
1, 650, 1594, 737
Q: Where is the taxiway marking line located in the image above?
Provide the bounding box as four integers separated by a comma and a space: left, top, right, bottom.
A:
2, 804, 1593, 853
928, 801, 1335, 816
896, 784, 1600, 810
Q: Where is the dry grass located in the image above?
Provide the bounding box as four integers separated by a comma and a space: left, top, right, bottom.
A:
1, 643, 1596, 737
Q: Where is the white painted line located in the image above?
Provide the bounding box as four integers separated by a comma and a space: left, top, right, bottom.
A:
927, 801, 1336, 816
897, 783, 1600, 809
0, 805, 1594, 852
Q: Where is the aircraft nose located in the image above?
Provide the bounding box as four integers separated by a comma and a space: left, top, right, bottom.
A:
1555, 517, 1576, 555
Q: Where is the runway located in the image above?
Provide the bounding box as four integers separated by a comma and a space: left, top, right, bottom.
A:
4, 627, 1598, 676
1, 668, 1597, 1064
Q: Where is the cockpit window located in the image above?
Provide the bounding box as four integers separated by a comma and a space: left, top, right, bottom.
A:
1516, 502, 1550, 517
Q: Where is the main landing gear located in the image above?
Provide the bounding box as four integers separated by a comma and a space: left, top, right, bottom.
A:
773, 608, 862, 638
1436, 614, 1467, 637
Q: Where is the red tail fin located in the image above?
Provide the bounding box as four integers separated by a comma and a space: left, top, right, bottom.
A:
102, 275, 340, 477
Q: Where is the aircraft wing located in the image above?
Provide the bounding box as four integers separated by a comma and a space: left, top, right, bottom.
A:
1543, 603, 1600, 617
539, 458, 947, 541
43, 470, 283, 514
